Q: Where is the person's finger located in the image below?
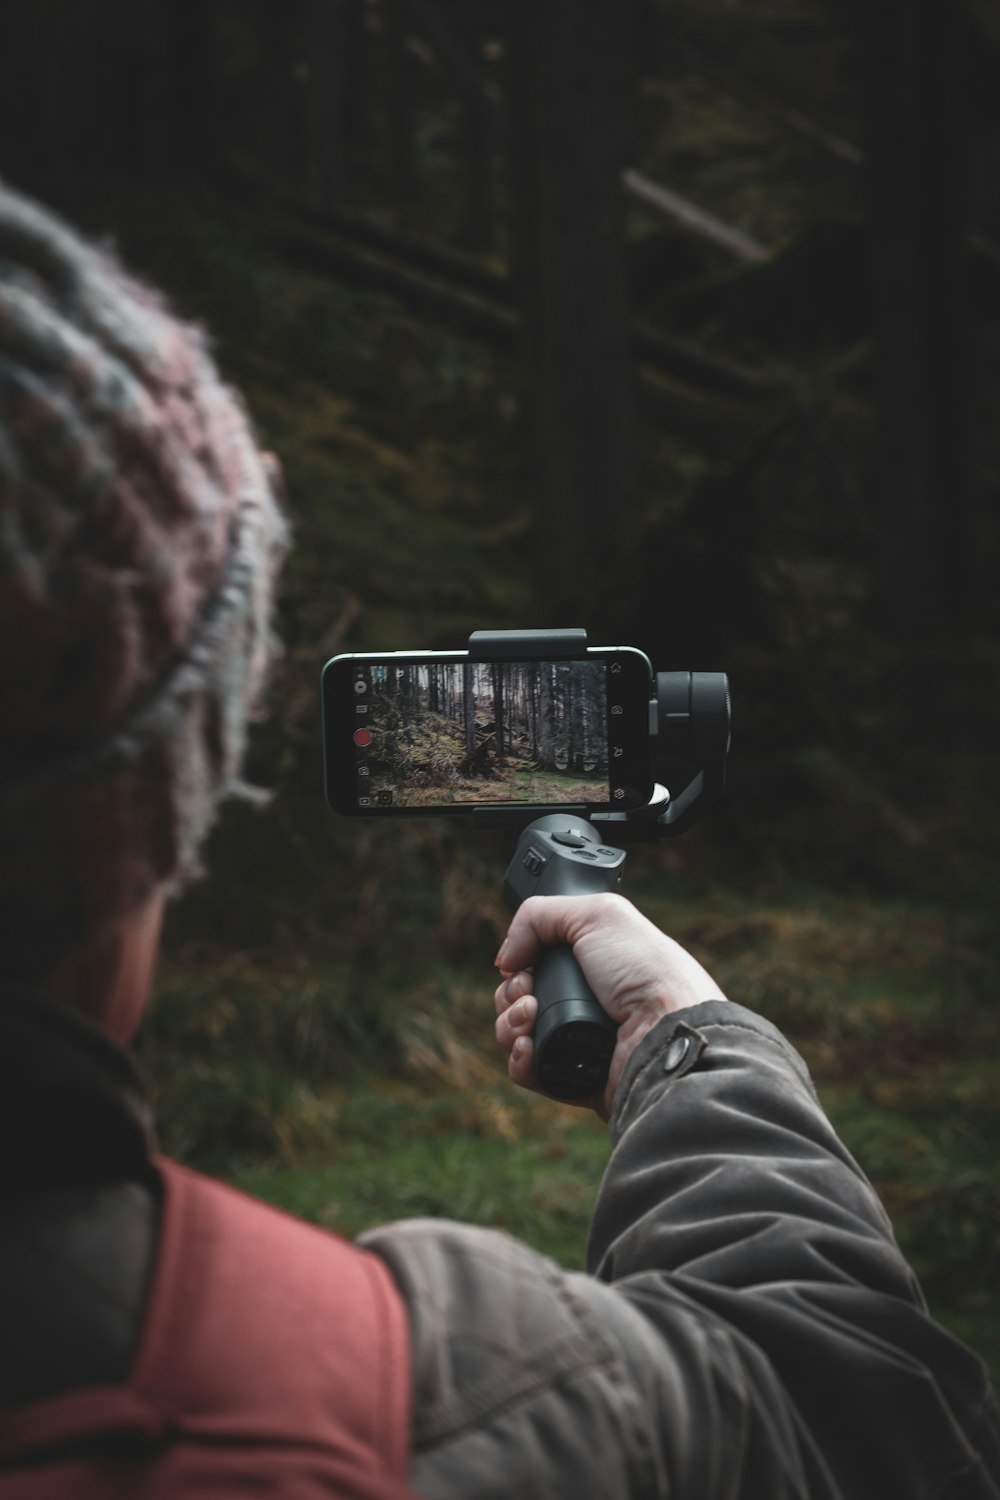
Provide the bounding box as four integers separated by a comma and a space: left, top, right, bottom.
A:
495, 991, 538, 1051
493, 968, 532, 1017
508, 1032, 536, 1089
498, 893, 626, 976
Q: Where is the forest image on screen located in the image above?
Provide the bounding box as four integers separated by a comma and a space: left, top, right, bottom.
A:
358, 661, 609, 806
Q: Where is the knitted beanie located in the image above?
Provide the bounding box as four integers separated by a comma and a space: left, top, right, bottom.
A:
0, 180, 292, 987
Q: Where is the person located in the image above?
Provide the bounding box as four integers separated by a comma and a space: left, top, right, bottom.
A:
0, 177, 997, 1500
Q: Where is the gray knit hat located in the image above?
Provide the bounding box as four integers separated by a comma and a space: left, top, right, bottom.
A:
0, 180, 292, 988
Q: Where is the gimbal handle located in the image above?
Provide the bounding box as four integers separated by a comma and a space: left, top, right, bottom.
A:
503, 815, 624, 1101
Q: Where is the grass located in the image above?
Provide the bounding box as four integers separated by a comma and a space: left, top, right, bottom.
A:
503, 768, 607, 803
228, 1081, 610, 1269
395, 765, 606, 806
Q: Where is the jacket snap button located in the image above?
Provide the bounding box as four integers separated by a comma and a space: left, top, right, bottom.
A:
664, 1035, 691, 1073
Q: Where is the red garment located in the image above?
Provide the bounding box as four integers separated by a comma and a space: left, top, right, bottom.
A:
0, 1157, 415, 1499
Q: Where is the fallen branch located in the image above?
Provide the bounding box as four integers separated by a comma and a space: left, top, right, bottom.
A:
622, 167, 770, 263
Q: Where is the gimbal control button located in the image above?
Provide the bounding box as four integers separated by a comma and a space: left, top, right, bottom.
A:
551, 831, 588, 848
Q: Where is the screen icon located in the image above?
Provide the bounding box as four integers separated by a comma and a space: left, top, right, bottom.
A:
358, 796, 371, 806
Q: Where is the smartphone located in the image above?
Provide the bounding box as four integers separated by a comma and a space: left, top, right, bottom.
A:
321, 646, 654, 816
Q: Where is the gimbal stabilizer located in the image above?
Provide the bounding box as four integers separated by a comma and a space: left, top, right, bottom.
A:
469, 629, 731, 1102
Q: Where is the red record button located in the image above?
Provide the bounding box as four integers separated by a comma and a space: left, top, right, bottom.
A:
353, 728, 373, 748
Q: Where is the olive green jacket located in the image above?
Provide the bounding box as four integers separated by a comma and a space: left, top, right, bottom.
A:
362, 1002, 1000, 1498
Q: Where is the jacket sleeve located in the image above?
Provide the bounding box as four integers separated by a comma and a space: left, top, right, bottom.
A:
359, 1001, 1000, 1500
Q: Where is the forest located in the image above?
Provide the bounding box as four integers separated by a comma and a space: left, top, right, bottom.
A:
363, 660, 609, 805
1, 0, 998, 1387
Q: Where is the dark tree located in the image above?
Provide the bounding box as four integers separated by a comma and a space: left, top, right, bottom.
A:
306, 0, 347, 207
854, 0, 971, 642
0, 0, 221, 197
506, 0, 638, 593
386, 0, 418, 201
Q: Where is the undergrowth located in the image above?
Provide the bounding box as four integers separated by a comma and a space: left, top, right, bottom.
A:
138, 865, 1000, 1392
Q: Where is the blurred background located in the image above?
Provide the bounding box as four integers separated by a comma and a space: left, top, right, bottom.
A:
2, 0, 998, 1380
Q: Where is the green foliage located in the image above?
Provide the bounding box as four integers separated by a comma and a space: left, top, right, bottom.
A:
229, 1086, 610, 1270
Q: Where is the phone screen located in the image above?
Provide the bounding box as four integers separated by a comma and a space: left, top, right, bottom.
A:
322, 648, 653, 814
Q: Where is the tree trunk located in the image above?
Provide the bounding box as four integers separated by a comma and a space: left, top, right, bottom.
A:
463, 665, 476, 758
306, 0, 346, 207
505, 0, 637, 597
527, 669, 537, 759
254, 0, 309, 191
386, 0, 418, 202
569, 672, 584, 773
492, 663, 506, 757
855, 0, 970, 641
344, 0, 372, 153
537, 665, 556, 772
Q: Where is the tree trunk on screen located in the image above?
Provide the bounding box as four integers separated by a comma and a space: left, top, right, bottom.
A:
463, 665, 476, 757
527, 670, 537, 758
537, 665, 556, 772
492, 664, 506, 756
568, 673, 584, 774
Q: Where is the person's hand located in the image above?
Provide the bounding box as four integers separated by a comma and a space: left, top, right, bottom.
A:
494, 893, 727, 1121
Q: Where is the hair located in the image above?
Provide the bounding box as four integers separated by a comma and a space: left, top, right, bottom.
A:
0, 180, 292, 990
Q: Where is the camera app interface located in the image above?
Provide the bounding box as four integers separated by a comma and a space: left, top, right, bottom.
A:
351, 660, 610, 807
